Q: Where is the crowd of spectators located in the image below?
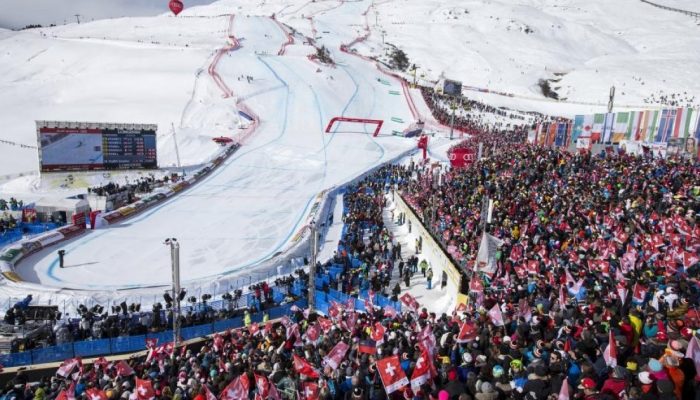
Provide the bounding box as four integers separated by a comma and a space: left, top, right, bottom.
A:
2, 124, 700, 399
88, 175, 179, 198
3, 271, 306, 353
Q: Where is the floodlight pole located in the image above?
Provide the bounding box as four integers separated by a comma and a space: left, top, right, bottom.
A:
165, 238, 181, 353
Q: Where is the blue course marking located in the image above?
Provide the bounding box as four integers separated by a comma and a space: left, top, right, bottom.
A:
339, 63, 385, 163
264, 57, 329, 176
45, 55, 293, 287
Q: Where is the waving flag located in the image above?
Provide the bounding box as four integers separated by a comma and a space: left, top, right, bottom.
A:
371, 322, 386, 345
115, 360, 134, 377
85, 389, 108, 400
293, 354, 320, 378
603, 330, 617, 367
322, 341, 349, 370
135, 378, 155, 400
476, 232, 504, 277
410, 349, 432, 392
302, 382, 320, 400
400, 292, 420, 311
632, 283, 647, 303
488, 304, 504, 327
323, 342, 350, 370
254, 374, 280, 400
305, 323, 320, 342
221, 375, 249, 400
57, 358, 82, 378
377, 355, 409, 394
358, 339, 377, 355
317, 316, 333, 333
456, 320, 478, 343
202, 385, 217, 400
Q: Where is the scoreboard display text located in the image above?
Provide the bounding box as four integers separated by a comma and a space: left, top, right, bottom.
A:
37, 123, 157, 172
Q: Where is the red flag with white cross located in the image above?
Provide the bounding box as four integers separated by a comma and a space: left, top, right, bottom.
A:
376, 355, 409, 394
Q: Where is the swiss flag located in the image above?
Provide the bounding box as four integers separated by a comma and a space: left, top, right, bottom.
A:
56, 357, 81, 378
135, 378, 155, 400
293, 354, 320, 378
115, 360, 134, 377
56, 382, 76, 400
371, 322, 386, 345
410, 349, 432, 392
254, 374, 281, 400
302, 382, 320, 400
93, 357, 109, 371
201, 384, 217, 400
249, 322, 260, 336
384, 305, 398, 318
617, 287, 628, 304
509, 244, 523, 262
469, 278, 484, 292
220, 375, 249, 400
317, 317, 333, 333
455, 320, 478, 343
526, 260, 539, 275
602, 330, 617, 367
328, 301, 342, 319
377, 355, 409, 394
305, 323, 320, 342
632, 283, 647, 303
145, 338, 158, 349
683, 251, 699, 268
322, 341, 349, 370
487, 304, 504, 327
400, 292, 420, 311
86, 388, 108, 400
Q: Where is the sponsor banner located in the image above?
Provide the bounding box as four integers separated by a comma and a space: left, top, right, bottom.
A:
101, 212, 123, 223
0, 247, 24, 263
21, 241, 42, 255
35, 231, 65, 247
448, 148, 475, 169
171, 182, 189, 193
58, 224, 86, 239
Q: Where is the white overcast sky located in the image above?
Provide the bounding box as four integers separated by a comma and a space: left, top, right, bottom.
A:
0, 0, 218, 30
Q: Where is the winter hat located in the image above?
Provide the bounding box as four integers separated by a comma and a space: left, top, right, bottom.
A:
447, 369, 457, 381
578, 377, 596, 390
438, 390, 449, 400
480, 382, 494, 393
648, 359, 663, 372
492, 365, 504, 378
638, 371, 653, 385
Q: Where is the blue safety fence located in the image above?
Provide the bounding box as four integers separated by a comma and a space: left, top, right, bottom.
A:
0, 299, 307, 368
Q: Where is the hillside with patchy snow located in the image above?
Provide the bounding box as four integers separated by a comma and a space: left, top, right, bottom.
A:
364, 0, 700, 110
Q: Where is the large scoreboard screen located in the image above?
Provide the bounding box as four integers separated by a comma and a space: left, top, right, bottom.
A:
36, 121, 158, 172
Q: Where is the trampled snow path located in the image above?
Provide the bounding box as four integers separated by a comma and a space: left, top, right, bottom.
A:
382, 193, 453, 316
5, 1, 419, 310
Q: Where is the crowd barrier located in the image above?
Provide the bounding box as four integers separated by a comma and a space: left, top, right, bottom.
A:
0, 299, 307, 368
